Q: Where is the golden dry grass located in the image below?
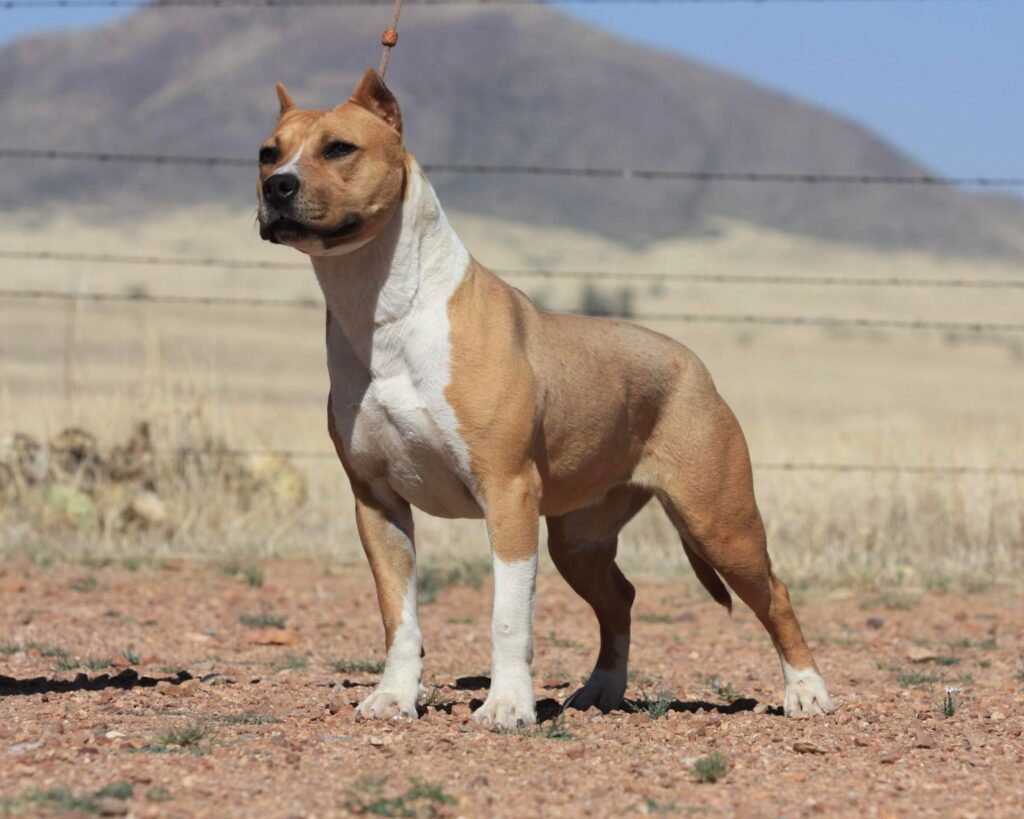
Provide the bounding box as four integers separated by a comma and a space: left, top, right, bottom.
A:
1, 205, 1022, 593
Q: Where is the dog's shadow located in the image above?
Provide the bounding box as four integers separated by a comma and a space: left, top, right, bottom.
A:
0, 669, 192, 697
445, 675, 782, 720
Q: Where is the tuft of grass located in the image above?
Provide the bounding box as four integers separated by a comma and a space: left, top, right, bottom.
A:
95, 782, 134, 801
933, 656, 961, 667
898, 671, 941, 688
860, 591, 919, 611
643, 796, 679, 814
547, 633, 585, 650
703, 676, 741, 703
2, 782, 133, 815
332, 658, 385, 675
344, 777, 456, 817
121, 648, 141, 665
220, 713, 281, 725
417, 560, 490, 605
691, 752, 729, 784
242, 565, 265, 588
271, 654, 307, 672
146, 786, 173, 803
0, 642, 20, 655
630, 689, 673, 720
84, 657, 111, 671
158, 722, 209, 749
68, 575, 97, 593
538, 712, 574, 741
239, 605, 286, 629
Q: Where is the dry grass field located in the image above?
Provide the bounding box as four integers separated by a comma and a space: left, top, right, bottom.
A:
1, 205, 1022, 591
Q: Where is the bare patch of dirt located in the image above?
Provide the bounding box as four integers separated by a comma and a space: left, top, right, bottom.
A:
1, 561, 1021, 817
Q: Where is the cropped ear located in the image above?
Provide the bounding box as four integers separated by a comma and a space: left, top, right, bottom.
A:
348, 67, 402, 134
276, 83, 296, 117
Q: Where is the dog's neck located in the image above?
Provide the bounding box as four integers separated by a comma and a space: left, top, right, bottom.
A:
311, 157, 470, 365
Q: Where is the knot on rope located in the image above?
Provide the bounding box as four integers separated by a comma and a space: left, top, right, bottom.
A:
381, 28, 399, 48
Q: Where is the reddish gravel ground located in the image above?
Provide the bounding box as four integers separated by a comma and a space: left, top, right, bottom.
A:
1, 561, 1022, 818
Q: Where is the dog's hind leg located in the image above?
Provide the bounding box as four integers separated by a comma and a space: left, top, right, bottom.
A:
547, 486, 652, 712
653, 397, 834, 718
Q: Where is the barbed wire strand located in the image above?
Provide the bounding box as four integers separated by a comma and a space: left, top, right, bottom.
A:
3, 249, 1023, 290
1, 0, 1012, 9
3, 287, 1023, 333
168, 446, 1024, 475
2, 149, 1022, 187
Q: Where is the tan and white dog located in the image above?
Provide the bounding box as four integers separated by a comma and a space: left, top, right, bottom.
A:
256, 69, 835, 729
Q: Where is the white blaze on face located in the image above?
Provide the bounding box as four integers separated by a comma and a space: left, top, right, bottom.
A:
270, 143, 305, 179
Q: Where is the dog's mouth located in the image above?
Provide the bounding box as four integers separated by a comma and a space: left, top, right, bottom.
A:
260, 214, 363, 246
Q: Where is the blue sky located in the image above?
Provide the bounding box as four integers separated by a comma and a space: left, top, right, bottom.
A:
1, 3, 1021, 178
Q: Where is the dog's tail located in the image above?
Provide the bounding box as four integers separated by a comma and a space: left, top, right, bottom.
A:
681, 540, 733, 612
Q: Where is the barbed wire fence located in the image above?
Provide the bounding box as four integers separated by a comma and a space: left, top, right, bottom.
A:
1, 3, 1022, 478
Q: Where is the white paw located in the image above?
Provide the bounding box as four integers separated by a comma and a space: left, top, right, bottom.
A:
567, 668, 627, 712
356, 686, 419, 720
783, 669, 835, 718
473, 686, 536, 730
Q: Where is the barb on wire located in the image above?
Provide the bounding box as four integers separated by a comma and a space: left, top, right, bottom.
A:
4, 249, 1023, 290
2, 148, 1022, 188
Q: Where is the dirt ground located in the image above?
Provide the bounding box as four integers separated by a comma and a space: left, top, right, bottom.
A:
0, 561, 1022, 818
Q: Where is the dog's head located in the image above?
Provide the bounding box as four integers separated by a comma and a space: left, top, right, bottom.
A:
257, 68, 406, 256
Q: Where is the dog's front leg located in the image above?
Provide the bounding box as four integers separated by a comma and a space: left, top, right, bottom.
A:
352, 487, 423, 720
473, 476, 540, 730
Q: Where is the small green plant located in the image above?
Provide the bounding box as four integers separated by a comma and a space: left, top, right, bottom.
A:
221, 713, 281, 725
703, 676, 741, 703
630, 689, 673, 720
146, 786, 172, 803
68, 575, 97, 592
242, 565, 265, 588
271, 654, 308, 672
691, 752, 729, 783
158, 723, 209, 749
332, 658, 385, 675
942, 686, 962, 718
122, 648, 141, 665
84, 657, 111, 671
898, 671, 940, 688
95, 782, 134, 800
239, 605, 286, 629
643, 796, 679, 814
547, 634, 585, 650
417, 560, 490, 604
0, 642, 20, 655
933, 656, 960, 667
344, 777, 456, 817
538, 711, 574, 741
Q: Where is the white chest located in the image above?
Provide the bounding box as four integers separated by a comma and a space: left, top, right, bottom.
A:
326, 313, 481, 520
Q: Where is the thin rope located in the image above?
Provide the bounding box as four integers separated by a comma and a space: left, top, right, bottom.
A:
378, 0, 404, 76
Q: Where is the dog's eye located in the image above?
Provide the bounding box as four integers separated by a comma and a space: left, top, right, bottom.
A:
259, 146, 280, 165
323, 141, 358, 160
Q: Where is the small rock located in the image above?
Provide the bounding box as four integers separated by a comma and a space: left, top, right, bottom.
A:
989, 711, 1006, 722
878, 752, 900, 764
793, 740, 827, 755
854, 736, 870, 747
626, 713, 647, 727
865, 617, 885, 630
97, 797, 129, 816
906, 646, 937, 663
470, 776, 489, 787
566, 744, 585, 760
913, 731, 936, 749
248, 629, 301, 647
127, 491, 167, 527
200, 673, 236, 686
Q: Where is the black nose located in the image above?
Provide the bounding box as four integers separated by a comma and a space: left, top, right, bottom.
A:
262, 173, 300, 208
